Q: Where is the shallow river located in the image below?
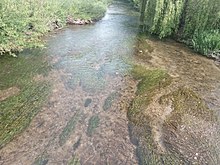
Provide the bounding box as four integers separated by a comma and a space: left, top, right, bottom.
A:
1, 1, 220, 165
0, 1, 139, 165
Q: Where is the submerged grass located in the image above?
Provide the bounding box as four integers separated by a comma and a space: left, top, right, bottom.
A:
161, 88, 217, 126
128, 64, 219, 164
128, 65, 171, 119
59, 112, 80, 146
128, 64, 179, 164
87, 115, 100, 137
0, 50, 51, 149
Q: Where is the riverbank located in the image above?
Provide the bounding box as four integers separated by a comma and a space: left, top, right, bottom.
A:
128, 35, 220, 164
0, 0, 112, 56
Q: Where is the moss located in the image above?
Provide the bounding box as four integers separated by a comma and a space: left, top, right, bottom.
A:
87, 115, 100, 137
59, 112, 80, 146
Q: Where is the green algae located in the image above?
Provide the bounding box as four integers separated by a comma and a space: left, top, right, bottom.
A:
73, 137, 81, 151
87, 115, 100, 137
131, 65, 171, 95
59, 112, 80, 146
0, 50, 51, 149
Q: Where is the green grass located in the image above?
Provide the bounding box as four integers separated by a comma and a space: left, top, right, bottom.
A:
192, 30, 220, 56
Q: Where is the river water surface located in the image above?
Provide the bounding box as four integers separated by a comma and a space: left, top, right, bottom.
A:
0, 1, 139, 165
1, 1, 220, 165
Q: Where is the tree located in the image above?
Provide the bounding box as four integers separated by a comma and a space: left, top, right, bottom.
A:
139, 0, 147, 32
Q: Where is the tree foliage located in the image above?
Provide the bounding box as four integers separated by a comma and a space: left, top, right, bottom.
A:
135, 0, 220, 56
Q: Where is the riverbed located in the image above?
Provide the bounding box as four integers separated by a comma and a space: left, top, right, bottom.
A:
0, 1, 220, 165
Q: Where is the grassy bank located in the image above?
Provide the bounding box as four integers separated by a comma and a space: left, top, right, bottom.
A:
0, 0, 112, 56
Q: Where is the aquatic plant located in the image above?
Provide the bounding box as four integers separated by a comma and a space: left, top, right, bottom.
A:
87, 115, 100, 137
59, 112, 80, 146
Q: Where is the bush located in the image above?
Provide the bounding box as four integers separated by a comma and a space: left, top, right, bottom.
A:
192, 30, 220, 56
0, 0, 111, 56
135, 0, 220, 56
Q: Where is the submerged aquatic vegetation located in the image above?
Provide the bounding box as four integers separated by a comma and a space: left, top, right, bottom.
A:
59, 112, 81, 146
0, 51, 51, 149
128, 64, 219, 164
68, 155, 80, 165
87, 115, 100, 137
128, 64, 171, 119
32, 154, 49, 165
